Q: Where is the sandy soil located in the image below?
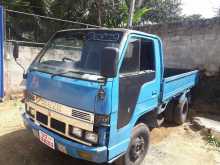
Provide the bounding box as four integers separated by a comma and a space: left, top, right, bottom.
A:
0, 100, 24, 136
145, 125, 220, 165
0, 101, 219, 165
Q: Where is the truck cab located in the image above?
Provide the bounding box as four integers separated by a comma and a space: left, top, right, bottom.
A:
19, 28, 198, 165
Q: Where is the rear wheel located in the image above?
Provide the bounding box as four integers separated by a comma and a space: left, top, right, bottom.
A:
164, 100, 177, 123
174, 98, 189, 125
115, 123, 150, 165
156, 112, 165, 127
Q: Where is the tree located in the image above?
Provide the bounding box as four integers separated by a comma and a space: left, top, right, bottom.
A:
97, 0, 182, 26
95, 0, 103, 26
48, 0, 151, 27
3, 0, 183, 42
102, 1, 151, 27
183, 14, 204, 21
2, 0, 48, 14
3, 0, 50, 41
3, 0, 183, 27
139, 0, 182, 23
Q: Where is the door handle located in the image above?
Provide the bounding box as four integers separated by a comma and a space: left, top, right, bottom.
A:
152, 91, 157, 96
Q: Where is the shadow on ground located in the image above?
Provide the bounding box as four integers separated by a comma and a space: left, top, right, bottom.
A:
0, 129, 102, 165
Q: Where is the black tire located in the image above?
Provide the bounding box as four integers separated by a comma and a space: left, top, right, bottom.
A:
115, 123, 150, 165
164, 100, 177, 123
156, 112, 165, 127
174, 98, 189, 125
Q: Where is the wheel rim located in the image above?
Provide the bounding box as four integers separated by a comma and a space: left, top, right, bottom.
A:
129, 135, 145, 162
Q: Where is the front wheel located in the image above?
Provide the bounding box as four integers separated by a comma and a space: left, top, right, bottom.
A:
115, 123, 150, 165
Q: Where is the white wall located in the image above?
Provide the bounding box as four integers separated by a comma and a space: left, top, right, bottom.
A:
4, 43, 41, 97
136, 18, 220, 75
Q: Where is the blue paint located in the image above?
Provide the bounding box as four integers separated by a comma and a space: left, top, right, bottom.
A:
23, 29, 199, 163
107, 35, 163, 160
0, 6, 4, 99
22, 114, 108, 163
163, 70, 199, 101
27, 71, 113, 115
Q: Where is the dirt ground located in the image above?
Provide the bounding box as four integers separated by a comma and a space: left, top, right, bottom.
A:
0, 100, 219, 165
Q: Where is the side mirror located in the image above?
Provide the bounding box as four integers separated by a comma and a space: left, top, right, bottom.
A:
100, 47, 118, 78
12, 42, 26, 79
13, 42, 19, 60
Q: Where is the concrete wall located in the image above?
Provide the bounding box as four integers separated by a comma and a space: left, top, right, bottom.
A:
135, 18, 220, 75
3, 17, 220, 97
4, 43, 41, 98
3, 44, 80, 98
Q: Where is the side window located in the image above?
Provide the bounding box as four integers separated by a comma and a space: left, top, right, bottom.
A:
140, 38, 155, 71
120, 38, 140, 74
120, 37, 155, 75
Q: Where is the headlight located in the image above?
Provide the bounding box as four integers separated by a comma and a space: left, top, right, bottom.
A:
69, 126, 83, 137
85, 131, 98, 144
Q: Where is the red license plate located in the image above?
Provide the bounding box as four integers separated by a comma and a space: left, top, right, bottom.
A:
39, 130, 55, 149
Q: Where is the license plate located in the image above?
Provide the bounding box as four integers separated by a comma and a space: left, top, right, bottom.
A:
39, 130, 55, 149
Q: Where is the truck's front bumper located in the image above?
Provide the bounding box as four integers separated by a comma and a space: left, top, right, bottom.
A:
22, 113, 108, 163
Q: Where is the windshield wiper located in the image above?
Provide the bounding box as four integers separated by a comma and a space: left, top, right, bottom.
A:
51, 70, 85, 78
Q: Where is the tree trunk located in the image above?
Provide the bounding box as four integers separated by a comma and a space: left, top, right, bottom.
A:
95, 0, 102, 26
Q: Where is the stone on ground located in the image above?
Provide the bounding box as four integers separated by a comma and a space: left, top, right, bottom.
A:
193, 117, 220, 140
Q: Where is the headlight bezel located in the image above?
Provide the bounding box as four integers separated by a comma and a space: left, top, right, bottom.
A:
69, 125, 99, 144
69, 126, 83, 138
84, 131, 98, 144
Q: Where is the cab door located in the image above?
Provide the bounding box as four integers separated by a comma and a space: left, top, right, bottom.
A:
108, 34, 162, 160
117, 35, 161, 128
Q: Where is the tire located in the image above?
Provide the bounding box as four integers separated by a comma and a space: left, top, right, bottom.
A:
164, 100, 177, 123
115, 123, 150, 165
174, 98, 189, 125
156, 112, 165, 127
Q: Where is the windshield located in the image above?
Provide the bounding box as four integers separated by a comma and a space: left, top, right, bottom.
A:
31, 30, 123, 79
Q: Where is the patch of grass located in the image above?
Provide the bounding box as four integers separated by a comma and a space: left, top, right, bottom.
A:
207, 134, 220, 151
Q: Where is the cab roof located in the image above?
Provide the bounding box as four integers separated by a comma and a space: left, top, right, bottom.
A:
58, 28, 161, 40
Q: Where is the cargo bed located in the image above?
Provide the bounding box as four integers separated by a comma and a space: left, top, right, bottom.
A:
162, 68, 199, 102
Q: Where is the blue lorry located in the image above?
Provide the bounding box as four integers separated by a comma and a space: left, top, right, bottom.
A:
13, 28, 198, 165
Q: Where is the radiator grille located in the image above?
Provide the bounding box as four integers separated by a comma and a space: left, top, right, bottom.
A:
26, 101, 94, 146
50, 118, 66, 133
36, 112, 48, 125
71, 109, 92, 122
30, 95, 94, 123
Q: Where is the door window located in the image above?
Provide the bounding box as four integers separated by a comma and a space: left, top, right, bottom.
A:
120, 36, 156, 78
120, 38, 140, 74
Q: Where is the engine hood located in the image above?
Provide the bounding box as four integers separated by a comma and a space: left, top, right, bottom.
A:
26, 71, 112, 115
